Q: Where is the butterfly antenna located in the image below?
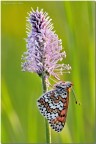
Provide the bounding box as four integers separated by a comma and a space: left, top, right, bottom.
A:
72, 88, 80, 105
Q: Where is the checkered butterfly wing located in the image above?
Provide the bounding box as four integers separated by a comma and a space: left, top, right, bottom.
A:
37, 81, 71, 132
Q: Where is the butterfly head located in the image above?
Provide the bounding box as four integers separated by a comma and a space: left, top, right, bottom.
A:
54, 81, 73, 90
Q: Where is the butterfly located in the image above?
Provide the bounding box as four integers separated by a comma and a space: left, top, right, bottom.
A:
37, 81, 73, 132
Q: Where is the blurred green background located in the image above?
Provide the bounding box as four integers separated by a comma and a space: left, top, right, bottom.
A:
1, 1, 95, 143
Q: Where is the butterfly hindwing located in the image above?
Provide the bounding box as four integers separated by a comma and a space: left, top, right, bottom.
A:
37, 89, 57, 121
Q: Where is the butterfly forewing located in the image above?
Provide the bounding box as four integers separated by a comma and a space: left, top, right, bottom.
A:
37, 81, 72, 132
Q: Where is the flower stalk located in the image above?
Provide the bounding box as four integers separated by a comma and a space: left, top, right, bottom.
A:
41, 73, 51, 143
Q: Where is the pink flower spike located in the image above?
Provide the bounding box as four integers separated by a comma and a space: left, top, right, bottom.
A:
21, 8, 71, 80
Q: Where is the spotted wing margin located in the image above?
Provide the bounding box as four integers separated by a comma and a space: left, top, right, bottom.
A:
37, 89, 55, 117
37, 89, 69, 132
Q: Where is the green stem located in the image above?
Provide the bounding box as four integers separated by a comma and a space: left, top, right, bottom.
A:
41, 73, 51, 144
